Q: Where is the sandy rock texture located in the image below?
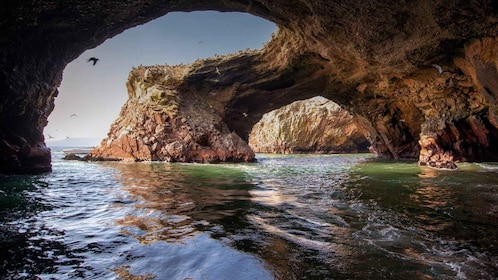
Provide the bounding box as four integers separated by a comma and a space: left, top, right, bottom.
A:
248, 97, 369, 154
0, 1, 497, 172
88, 65, 255, 163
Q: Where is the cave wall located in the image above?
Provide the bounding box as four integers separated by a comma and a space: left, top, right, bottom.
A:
0, 0, 497, 172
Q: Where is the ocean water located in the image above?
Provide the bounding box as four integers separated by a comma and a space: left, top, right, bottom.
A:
1, 149, 497, 279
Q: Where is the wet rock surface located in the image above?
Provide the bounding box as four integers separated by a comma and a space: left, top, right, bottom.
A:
1, 1, 497, 172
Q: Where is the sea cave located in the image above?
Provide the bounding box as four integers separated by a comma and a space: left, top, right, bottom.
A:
1, 2, 498, 279
1, 1, 497, 173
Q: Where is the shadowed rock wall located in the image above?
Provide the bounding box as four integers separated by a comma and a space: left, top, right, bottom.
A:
0, 1, 497, 172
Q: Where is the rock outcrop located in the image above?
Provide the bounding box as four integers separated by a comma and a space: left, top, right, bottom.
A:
0, 1, 497, 172
248, 97, 369, 154
88, 65, 255, 163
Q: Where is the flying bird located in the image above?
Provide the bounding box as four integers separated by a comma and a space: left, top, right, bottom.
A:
87, 57, 99, 66
431, 64, 443, 75
70, 114, 77, 118
215, 67, 221, 75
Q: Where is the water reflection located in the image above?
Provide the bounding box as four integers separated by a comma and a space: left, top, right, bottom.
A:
0, 175, 84, 278
108, 163, 255, 245
104, 156, 498, 279
105, 157, 362, 279
4, 154, 497, 279
349, 159, 498, 279
111, 265, 156, 280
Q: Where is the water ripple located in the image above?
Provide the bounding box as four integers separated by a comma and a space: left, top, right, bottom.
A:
1, 153, 497, 279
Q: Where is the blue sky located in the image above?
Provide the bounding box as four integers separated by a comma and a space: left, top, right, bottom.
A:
45, 11, 276, 143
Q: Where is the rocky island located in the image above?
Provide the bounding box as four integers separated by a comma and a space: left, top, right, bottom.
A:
0, 1, 497, 173
87, 64, 255, 163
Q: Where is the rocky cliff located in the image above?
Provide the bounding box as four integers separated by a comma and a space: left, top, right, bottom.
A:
0, 1, 497, 172
249, 97, 369, 154
88, 64, 254, 163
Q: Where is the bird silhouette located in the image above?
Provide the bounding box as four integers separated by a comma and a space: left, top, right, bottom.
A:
87, 57, 99, 66
431, 64, 443, 75
70, 114, 77, 118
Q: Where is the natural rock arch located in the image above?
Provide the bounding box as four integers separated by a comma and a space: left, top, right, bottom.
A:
248, 96, 370, 154
1, 1, 497, 173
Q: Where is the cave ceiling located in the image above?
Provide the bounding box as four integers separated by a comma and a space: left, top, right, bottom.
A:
0, 0, 497, 172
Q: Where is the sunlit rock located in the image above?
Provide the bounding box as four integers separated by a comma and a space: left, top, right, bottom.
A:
248, 97, 369, 154
1, 1, 497, 172
87, 65, 255, 163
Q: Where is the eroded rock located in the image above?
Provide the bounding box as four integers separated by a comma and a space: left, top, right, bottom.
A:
415, 37, 498, 168
87, 65, 255, 163
248, 97, 369, 154
0, 1, 497, 172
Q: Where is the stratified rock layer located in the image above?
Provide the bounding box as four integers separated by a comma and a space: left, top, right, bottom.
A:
88, 65, 254, 163
0, 1, 497, 172
249, 97, 369, 154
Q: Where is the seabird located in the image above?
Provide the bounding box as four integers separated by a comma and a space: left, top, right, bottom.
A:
431, 64, 443, 75
87, 57, 99, 66
70, 114, 77, 117
215, 67, 221, 75
48, 134, 54, 139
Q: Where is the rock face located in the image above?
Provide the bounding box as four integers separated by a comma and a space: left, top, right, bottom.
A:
88, 65, 255, 163
0, 1, 497, 172
249, 97, 369, 154
416, 38, 498, 169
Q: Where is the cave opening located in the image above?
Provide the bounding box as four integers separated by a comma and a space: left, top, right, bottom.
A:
2, 1, 495, 173
44, 11, 277, 148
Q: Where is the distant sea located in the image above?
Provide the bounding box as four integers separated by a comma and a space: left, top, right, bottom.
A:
46, 137, 101, 148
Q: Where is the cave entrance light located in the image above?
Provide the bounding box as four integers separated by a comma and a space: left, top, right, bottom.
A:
248, 96, 371, 154
44, 11, 277, 147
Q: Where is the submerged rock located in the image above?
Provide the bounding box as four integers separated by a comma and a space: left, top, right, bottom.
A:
249, 97, 370, 154
62, 153, 84, 161
87, 65, 255, 163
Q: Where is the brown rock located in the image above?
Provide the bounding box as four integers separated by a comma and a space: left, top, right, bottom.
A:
63, 153, 83, 161
87, 65, 255, 163
0, 1, 497, 172
249, 97, 369, 154
164, 141, 187, 159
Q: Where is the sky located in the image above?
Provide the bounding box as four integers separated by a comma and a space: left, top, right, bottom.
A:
44, 11, 276, 144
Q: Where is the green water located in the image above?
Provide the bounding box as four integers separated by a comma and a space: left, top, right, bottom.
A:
0, 152, 497, 279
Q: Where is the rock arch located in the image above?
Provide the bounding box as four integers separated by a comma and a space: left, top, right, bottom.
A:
1, 1, 497, 172
248, 96, 370, 154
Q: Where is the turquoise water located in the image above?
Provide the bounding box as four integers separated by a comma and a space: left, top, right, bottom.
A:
1, 151, 497, 279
